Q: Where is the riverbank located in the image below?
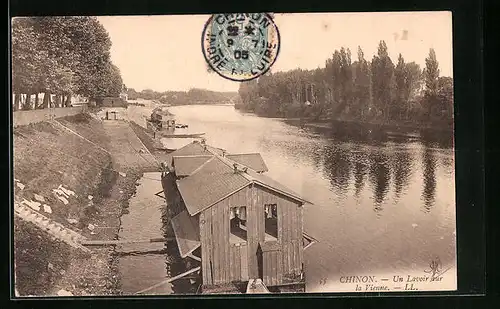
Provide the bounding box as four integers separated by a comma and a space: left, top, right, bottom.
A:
128, 122, 199, 294
129, 121, 173, 164
278, 117, 454, 146
282, 117, 453, 133
234, 105, 453, 134
13, 113, 156, 296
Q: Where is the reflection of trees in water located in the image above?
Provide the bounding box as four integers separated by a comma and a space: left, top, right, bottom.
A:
349, 147, 369, 199
353, 160, 367, 198
420, 130, 454, 149
440, 153, 455, 176
388, 149, 413, 202
323, 145, 351, 197
422, 147, 437, 213
368, 152, 391, 213
310, 144, 327, 173
257, 135, 324, 169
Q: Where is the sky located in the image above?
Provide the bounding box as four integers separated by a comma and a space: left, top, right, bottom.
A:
97, 12, 453, 93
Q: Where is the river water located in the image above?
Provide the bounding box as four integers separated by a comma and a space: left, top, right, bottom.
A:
117, 172, 183, 295
121, 104, 456, 293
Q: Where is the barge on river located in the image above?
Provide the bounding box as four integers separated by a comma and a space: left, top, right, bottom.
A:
146, 109, 204, 138
160, 140, 317, 294
146, 107, 176, 131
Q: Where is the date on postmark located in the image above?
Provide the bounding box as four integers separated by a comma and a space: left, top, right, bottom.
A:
202, 13, 281, 81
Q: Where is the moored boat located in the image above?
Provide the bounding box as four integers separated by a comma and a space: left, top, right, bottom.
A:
386, 131, 421, 139
159, 132, 205, 138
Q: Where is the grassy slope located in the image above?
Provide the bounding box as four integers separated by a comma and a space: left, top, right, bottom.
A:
14, 114, 111, 230
13, 114, 123, 296
14, 217, 72, 295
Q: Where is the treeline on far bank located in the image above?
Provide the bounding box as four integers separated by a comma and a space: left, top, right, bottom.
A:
11, 17, 124, 110
127, 87, 239, 106
235, 41, 453, 129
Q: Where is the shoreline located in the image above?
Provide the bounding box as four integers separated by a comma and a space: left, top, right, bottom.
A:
233, 106, 453, 134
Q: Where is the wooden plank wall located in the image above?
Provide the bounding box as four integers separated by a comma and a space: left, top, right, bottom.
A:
200, 186, 251, 285
257, 186, 303, 284
199, 184, 303, 287
262, 245, 283, 286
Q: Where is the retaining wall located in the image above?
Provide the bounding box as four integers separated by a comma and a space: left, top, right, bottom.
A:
13, 106, 86, 127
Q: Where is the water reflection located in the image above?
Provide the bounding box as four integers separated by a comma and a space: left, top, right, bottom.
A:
367, 152, 391, 214
353, 156, 367, 198
389, 148, 413, 202
323, 146, 351, 198
422, 147, 437, 213
307, 127, 448, 216
309, 122, 454, 150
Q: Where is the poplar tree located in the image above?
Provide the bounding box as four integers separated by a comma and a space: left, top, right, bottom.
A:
353, 46, 371, 119
371, 41, 395, 121
423, 48, 440, 118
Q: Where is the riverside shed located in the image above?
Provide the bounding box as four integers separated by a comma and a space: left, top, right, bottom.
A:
163, 141, 317, 293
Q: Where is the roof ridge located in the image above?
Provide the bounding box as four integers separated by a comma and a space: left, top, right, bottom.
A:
207, 150, 256, 182
173, 154, 213, 158
187, 156, 216, 177
226, 152, 261, 156
191, 143, 309, 203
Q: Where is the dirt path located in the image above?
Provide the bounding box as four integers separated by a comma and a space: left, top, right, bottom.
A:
102, 120, 159, 172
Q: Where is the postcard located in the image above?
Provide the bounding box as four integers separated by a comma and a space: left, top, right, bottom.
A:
11, 12, 455, 296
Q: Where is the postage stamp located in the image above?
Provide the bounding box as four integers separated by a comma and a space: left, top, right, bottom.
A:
201, 13, 280, 81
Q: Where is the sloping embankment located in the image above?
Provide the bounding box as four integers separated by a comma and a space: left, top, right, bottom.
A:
13, 114, 140, 296
129, 121, 172, 164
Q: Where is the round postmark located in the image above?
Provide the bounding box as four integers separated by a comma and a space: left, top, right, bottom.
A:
202, 13, 281, 81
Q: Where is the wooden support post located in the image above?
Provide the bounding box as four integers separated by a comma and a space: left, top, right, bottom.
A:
188, 253, 202, 262
80, 237, 175, 246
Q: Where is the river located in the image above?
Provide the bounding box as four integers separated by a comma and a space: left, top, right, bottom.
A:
122, 104, 456, 293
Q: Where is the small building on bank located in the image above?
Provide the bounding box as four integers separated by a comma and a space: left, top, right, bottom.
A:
119, 92, 128, 102
161, 140, 317, 294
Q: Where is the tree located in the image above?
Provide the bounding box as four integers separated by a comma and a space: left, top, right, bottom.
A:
423, 48, 440, 119
436, 76, 453, 120
337, 47, 353, 118
69, 17, 112, 99
353, 46, 371, 119
31, 17, 80, 107
127, 88, 140, 100
325, 51, 342, 116
424, 48, 440, 97
238, 79, 259, 111
371, 41, 395, 121
11, 18, 41, 110
106, 64, 124, 97
11, 16, 120, 110
232, 40, 444, 128
403, 62, 423, 119
394, 53, 407, 119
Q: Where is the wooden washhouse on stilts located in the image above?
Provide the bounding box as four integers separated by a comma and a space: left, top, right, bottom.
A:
162, 140, 317, 294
